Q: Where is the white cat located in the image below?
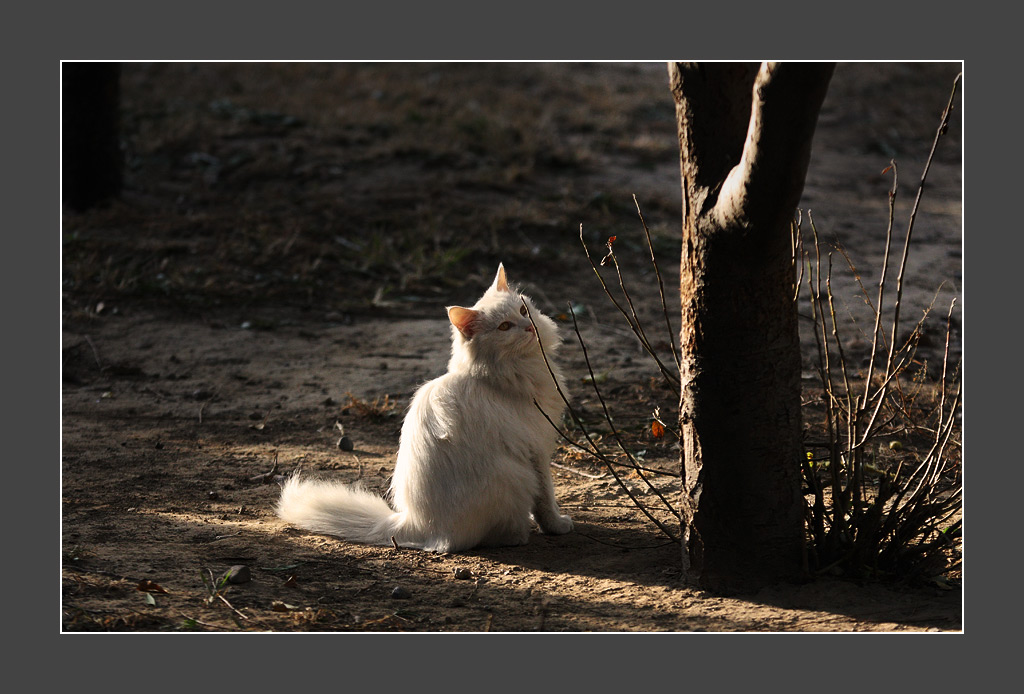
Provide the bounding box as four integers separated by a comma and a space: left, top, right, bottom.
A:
277, 264, 573, 552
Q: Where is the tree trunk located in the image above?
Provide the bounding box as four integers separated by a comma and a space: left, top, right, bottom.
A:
669, 62, 834, 593
62, 62, 122, 211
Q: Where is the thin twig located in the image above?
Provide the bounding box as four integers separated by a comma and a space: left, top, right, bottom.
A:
937, 298, 956, 442
808, 215, 846, 520
178, 612, 234, 631
882, 74, 962, 422
84, 335, 103, 369
523, 299, 680, 542
862, 160, 898, 414
218, 593, 249, 621
562, 502, 681, 512
572, 528, 678, 550
608, 250, 681, 393
551, 461, 606, 479
633, 194, 681, 374
565, 304, 681, 525
791, 211, 805, 302
213, 532, 242, 541
579, 225, 680, 396
249, 452, 280, 484
824, 252, 860, 516
198, 388, 219, 424
537, 408, 679, 478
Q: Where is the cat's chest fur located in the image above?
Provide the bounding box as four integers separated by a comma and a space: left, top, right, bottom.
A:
469, 371, 562, 450
407, 364, 562, 456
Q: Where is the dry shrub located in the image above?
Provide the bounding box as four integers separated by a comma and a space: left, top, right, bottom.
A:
538, 74, 963, 584
796, 74, 962, 581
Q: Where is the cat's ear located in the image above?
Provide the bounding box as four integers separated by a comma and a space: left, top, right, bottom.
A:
448, 306, 481, 338
490, 263, 510, 293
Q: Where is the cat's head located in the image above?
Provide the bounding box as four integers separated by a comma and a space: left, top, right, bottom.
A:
446, 264, 560, 362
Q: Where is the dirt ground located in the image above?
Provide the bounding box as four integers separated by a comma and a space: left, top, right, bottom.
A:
61, 62, 963, 632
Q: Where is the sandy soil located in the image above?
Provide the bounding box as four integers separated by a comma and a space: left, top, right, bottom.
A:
61, 61, 962, 632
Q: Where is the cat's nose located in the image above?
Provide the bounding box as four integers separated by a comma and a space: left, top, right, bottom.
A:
525, 324, 535, 334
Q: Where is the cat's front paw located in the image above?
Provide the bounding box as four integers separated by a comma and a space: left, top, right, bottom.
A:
542, 514, 573, 535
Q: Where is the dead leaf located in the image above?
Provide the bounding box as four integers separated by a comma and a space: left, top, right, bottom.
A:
601, 236, 618, 266
136, 580, 169, 594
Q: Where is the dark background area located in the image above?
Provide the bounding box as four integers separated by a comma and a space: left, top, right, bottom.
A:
62, 62, 960, 325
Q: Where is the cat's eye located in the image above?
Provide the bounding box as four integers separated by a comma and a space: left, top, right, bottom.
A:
519, 305, 527, 316
498, 321, 512, 331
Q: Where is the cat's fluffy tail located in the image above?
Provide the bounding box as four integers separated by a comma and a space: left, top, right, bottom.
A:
277, 475, 412, 547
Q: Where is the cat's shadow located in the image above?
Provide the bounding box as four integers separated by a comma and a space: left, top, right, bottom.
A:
463, 520, 682, 589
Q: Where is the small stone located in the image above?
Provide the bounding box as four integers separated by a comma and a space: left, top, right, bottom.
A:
192, 388, 213, 401
391, 586, 412, 599
225, 565, 251, 584
337, 436, 354, 451
453, 567, 473, 580
207, 491, 220, 500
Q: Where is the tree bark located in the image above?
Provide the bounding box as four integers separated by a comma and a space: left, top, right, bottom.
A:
62, 62, 122, 211
669, 62, 834, 593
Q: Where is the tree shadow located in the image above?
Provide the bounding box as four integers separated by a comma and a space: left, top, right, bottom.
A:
467, 520, 682, 587
466, 520, 960, 631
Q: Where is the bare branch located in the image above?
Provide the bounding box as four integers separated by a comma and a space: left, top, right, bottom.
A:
523, 297, 681, 542
633, 194, 681, 374
579, 225, 680, 396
